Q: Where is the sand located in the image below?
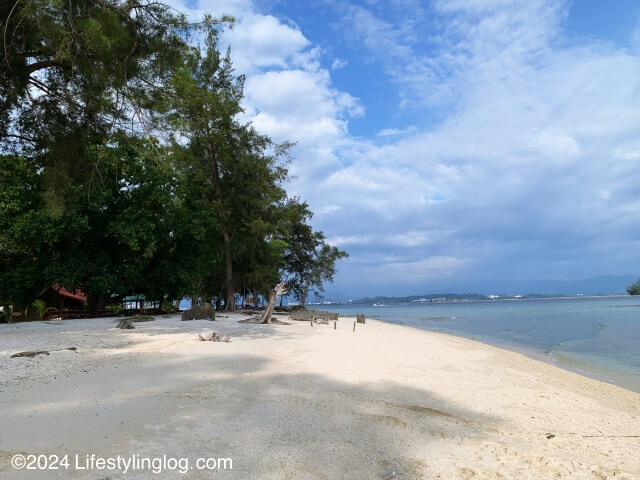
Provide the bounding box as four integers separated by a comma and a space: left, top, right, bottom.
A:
0, 313, 638, 479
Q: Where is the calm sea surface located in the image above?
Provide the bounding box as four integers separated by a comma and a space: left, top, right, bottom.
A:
321, 296, 640, 393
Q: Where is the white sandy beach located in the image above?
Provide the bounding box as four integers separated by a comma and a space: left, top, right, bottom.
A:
0, 313, 638, 479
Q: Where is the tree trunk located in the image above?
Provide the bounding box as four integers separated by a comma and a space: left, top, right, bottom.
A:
260, 281, 287, 324
207, 140, 235, 312
223, 230, 235, 311
300, 285, 309, 308
87, 293, 105, 312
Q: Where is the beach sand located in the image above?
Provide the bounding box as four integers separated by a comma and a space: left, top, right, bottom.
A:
0, 313, 638, 479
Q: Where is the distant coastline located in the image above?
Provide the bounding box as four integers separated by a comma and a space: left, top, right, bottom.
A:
316, 292, 631, 307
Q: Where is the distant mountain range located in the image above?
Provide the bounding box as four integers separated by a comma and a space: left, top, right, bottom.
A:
455, 274, 638, 296
333, 275, 638, 305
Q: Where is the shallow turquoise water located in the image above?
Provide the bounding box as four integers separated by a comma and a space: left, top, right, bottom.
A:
322, 296, 640, 393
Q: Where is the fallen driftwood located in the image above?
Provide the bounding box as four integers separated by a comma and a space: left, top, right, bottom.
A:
11, 347, 77, 358
198, 331, 231, 342
116, 319, 135, 329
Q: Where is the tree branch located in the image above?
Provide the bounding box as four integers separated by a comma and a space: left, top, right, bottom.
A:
26, 59, 66, 74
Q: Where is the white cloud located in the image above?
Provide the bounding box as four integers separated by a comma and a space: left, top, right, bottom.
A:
331, 58, 348, 70
224, 14, 312, 74
313, 0, 640, 293
166, 0, 640, 295
377, 128, 404, 137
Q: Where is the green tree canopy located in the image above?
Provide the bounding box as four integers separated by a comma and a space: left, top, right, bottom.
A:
627, 279, 640, 296
0, 2, 347, 313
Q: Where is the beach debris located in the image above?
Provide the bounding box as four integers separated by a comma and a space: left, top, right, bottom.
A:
199, 331, 231, 342
11, 347, 77, 358
381, 468, 397, 479
41, 319, 64, 325
116, 319, 135, 329
545, 433, 555, 439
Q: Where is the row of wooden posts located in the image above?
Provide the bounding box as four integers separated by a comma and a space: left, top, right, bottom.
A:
301, 312, 367, 331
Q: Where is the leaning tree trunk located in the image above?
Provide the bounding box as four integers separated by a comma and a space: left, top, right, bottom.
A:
260, 281, 287, 324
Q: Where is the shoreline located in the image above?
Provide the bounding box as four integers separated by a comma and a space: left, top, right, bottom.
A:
322, 296, 640, 394
1, 313, 638, 479
411, 327, 640, 395
366, 318, 640, 395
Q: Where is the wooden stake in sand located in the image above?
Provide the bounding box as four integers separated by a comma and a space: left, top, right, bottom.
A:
334, 321, 336, 330
353, 321, 356, 332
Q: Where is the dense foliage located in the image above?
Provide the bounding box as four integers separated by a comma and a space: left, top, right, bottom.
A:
0, 1, 346, 312
627, 279, 640, 296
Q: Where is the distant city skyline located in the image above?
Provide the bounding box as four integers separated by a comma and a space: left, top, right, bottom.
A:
170, 0, 640, 299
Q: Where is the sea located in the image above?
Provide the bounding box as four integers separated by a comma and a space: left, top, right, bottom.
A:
320, 296, 640, 393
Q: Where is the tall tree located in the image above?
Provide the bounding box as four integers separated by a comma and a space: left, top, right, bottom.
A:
168, 22, 289, 311
1, 2, 348, 314
1, 0, 188, 141
1, 0, 191, 308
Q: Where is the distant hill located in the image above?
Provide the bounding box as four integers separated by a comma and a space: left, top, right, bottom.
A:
349, 293, 487, 305
463, 274, 638, 296
337, 275, 638, 305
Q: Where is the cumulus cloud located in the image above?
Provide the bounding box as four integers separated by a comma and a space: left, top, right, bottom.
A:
309, 0, 640, 296
166, 0, 640, 297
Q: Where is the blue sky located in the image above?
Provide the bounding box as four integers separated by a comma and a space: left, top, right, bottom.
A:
170, 0, 640, 298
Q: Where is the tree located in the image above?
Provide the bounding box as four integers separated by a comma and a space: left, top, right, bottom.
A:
168, 22, 290, 311
0, 154, 50, 307
39, 134, 179, 310
281, 200, 348, 307
297, 243, 348, 307
1, 0, 192, 309
627, 279, 640, 296
1, 2, 348, 314
1, 0, 188, 141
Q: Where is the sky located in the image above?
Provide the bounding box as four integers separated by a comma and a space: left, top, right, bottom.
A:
169, 0, 640, 298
